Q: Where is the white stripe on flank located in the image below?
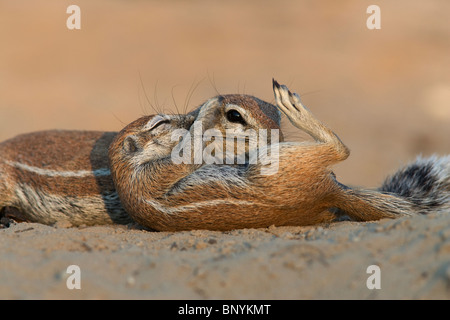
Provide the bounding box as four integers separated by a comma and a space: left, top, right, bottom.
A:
5, 160, 111, 177
144, 198, 257, 215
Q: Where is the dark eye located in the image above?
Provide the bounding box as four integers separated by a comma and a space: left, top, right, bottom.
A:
226, 109, 246, 125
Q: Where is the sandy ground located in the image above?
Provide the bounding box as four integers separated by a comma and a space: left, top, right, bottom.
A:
1, 213, 450, 299
1, 0, 450, 299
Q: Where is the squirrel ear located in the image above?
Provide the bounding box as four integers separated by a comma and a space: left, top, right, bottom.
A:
123, 135, 140, 154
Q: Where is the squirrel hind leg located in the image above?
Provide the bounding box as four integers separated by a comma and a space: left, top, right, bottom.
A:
379, 155, 450, 214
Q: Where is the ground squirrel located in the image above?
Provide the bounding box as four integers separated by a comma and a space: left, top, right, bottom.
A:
109, 80, 450, 231
0, 116, 189, 226
1, 80, 449, 230
0, 94, 280, 226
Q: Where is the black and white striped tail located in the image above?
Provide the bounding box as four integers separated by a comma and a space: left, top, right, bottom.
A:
379, 155, 450, 214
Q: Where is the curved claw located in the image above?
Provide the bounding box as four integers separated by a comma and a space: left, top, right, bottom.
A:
272, 78, 281, 90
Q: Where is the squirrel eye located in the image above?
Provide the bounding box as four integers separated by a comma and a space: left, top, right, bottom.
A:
226, 109, 246, 125
143, 115, 170, 132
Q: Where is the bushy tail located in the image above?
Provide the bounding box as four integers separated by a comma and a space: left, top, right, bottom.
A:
379, 155, 450, 215
334, 155, 450, 221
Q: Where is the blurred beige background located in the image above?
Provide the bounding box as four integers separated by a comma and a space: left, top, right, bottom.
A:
1, 0, 449, 187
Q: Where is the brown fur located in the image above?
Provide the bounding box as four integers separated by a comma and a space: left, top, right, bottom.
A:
109, 83, 406, 232
0, 130, 128, 225
0, 94, 279, 227
0, 117, 196, 225
1, 83, 426, 230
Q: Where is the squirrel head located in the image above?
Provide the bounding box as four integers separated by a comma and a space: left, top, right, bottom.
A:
109, 94, 284, 171
188, 94, 283, 142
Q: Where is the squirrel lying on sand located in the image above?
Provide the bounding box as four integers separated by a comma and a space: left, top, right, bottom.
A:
108, 80, 450, 231
1, 80, 449, 230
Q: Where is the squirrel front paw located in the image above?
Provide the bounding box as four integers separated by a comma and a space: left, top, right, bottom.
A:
272, 79, 316, 133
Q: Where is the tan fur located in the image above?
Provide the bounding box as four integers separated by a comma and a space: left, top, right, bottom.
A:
109, 81, 407, 232
1, 81, 425, 230
0, 116, 196, 225
0, 94, 281, 227
0, 130, 124, 225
